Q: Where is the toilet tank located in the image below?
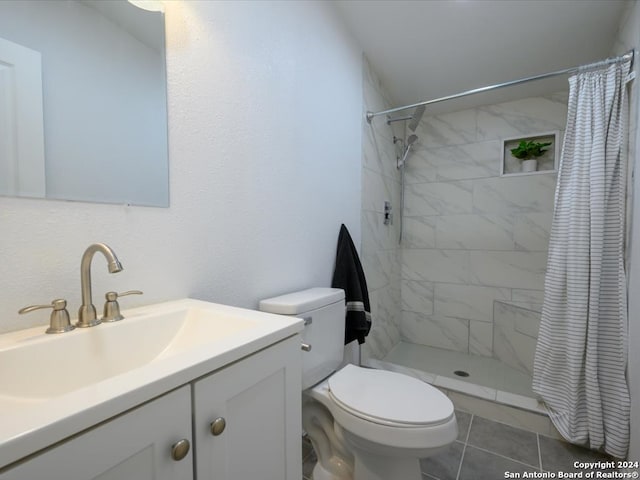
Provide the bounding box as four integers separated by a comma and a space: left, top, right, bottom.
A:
259, 288, 345, 389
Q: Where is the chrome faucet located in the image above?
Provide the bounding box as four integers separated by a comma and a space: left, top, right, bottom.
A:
77, 243, 123, 328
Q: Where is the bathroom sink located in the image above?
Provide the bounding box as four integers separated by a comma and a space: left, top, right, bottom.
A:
0, 298, 302, 468
0, 304, 257, 399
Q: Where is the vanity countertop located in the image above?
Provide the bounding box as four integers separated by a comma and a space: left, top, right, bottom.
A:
0, 298, 302, 469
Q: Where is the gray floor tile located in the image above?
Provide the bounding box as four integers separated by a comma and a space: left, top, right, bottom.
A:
302, 435, 313, 461
538, 435, 617, 473
420, 441, 465, 480
467, 415, 540, 467
299, 415, 621, 480
302, 450, 317, 479
455, 410, 472, 441
459, 446, 540, 480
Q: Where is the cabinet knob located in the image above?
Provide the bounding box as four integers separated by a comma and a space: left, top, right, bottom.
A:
171, 439, 190, 461
210, 417, 226, 436
301, 343, 312, 352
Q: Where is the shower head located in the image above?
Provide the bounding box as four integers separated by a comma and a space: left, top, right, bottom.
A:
408, 105, 425, 132
398, 134, 418, 169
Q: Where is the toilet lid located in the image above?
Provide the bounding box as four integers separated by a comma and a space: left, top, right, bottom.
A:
328, 365, 454, 426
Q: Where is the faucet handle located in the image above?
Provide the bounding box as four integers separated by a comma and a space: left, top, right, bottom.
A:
107, 290, 143, 300
19, 299, 75, 334
102, 290, 143, 323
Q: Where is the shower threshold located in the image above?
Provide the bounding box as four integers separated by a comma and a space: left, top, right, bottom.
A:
372, 341, 547, 415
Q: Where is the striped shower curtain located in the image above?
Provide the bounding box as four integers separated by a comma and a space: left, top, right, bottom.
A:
532, 59, 632, 458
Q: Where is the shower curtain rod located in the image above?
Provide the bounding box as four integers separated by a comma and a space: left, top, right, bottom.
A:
366, 49, 636, 123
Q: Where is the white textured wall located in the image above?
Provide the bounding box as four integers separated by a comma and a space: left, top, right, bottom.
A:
0, 0, 362, 334
612, 0, 640, 461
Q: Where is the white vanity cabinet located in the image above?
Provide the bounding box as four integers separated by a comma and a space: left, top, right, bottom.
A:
193, 333, 302, 480
0, 335, 302, 480
0, 386, 194, 480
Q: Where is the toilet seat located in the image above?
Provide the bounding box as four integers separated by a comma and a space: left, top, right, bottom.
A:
328, 365, 454, 428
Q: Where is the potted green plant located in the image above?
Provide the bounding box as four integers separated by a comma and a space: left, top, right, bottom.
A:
510, 140, 552, 172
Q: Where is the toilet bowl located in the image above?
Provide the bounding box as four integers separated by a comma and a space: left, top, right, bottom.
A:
306, 364, 457, 480
259, 288, 457, 480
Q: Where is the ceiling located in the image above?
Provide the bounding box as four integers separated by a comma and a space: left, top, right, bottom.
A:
332, 0, 630, 115
83, 0, 164, 52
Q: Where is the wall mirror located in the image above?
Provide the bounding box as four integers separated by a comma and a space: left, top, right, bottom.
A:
0, 0, 169, 207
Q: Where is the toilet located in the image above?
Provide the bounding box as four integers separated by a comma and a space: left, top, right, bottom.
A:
259, 287, 457, 480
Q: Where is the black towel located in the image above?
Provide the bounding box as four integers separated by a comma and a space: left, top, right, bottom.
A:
331, 224, 371, 345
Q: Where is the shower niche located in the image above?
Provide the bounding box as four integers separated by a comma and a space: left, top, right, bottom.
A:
500, 131, 559, 176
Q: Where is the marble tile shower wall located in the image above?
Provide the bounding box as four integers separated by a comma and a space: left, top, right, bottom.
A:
400, 93, 569, 364
360, 57, 403, 361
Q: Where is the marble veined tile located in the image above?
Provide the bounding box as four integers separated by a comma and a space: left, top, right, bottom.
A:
400, 311, 469, 352
361, 210, 397, 256
469, 320, 494, 357
509, 303, 542, 339
366, 287, 401, 360
402, 249, 470, 284
404, 181, 473, 216
362, 123, 399, 180
361, 167, 400, 214
401, 216, 436, 248
418, 109, 477, 148
362, 326, 398, 362
404, 140, 499, 185
545, 91, 569, 105
403, 148, 437, 184
424, 140, 501, 182
472, 174, 557, 214
368, 117, 395, 147
511, 289, 545, 304
469, 251, 547, 290
361, 335, 382, 361
514, 212, 553, 252
435, 214, 514, 250
377, 286, 401, 335
434, 284, 510, 322
363, 326, 393, 360
368, 288, 380, 324
361, 249, 392, 291
493, 302, 538, 375
401, 279, 434, 314
401, 280, 433, 315
476, 95, 568, 141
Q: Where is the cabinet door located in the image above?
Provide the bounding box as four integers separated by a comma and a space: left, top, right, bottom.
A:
194, 335, 302, 480
0, 386, 193, 480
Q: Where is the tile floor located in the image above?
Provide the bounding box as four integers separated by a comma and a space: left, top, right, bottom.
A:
301, 411, 617, 480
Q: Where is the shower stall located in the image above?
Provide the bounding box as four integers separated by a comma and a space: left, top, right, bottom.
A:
360, 51, 634, 415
